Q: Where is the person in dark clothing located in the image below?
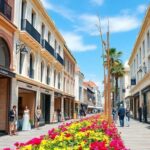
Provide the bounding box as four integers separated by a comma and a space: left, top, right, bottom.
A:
138, 106, 142, 122
9, 105, 17, 135
143, 104, 147, 123
118, 104, 125, 127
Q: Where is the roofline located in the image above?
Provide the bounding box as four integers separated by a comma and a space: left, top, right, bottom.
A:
128, 5, 150, 65
33, 0, 65, 43
64, 44, 77, 63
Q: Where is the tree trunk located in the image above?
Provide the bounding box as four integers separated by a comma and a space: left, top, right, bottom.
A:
115, 77, 118, 106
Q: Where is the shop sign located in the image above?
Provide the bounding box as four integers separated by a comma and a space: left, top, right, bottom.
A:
26, 84, 32, 88
0, 67, 15, 78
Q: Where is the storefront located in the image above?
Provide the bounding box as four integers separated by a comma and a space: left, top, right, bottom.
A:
142, 86, 150, 123
133, 92, 140, 119
17, 81, 37, 129
0, 67, 15, 134
40, 88, 51, 124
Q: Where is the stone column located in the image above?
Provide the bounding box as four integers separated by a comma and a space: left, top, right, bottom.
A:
61, 96, 64, 121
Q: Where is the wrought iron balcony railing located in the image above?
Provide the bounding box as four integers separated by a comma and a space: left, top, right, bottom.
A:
56, 53, 64, 66
21, 19, 41, 44
0, 0, 12, 20
42, 39, 55, 57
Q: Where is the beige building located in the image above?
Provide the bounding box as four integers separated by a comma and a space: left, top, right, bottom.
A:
7, 0, 76, 130
129, 6, 150, 122
0, 0, 17, 134
63, 45, 76, 119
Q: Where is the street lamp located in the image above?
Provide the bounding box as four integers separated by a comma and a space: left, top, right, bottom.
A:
16, 43, 29, 54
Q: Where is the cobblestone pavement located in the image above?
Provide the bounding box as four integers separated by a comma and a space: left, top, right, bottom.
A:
0, 118, 79, 149
117, 119, 150, 150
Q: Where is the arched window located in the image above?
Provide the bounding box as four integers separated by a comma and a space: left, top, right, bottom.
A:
47, 65, 50, 85
0, 37, 10, 68
54, 70, 56, 87
41, 61, 44, 82
29, 53, 34, 78
58, 73, 61, 89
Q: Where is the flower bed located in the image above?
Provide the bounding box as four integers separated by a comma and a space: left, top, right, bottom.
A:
13, 115, 127, 150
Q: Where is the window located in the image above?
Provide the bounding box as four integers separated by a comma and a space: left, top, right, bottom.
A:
58, 45, 61, 54
58, 73, 61, 89
147, 31, 150, 49
41, 61, 44, 82
21, 0, 26, 20
148, 57, 150, 72
136, 54, 138, 69
47, 66, 50, 85
54, 40, 57, 51
142, 40, 145, 58
31, 10, 36, 27
54, 70, 56, 87
48, 32, 51, 44
41, 23, 45, 39
29, 53, 34, 78
0, 37, 10, 68
139, 48, 142, 65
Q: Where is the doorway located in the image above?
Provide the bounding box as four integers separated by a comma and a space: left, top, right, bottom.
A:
0, 76, 10, 134
40, 94, 51, 124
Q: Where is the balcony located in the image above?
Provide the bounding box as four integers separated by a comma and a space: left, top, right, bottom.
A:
0, 0, 12, 20
21, 19, 41, 44
56, 53, 64, 66
42, 39, 55, 57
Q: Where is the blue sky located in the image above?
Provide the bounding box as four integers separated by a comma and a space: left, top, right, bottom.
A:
42, 0, 149, 90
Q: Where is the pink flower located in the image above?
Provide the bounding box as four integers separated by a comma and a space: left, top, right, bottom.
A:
3, 148, 11, 150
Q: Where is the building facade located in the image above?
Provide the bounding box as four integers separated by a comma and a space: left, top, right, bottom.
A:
129, 6, 150, 122
0, 0, 17, 134
12, 0, 65, 126
75, 66, 84, 116
118, 62, 131, 109
63, 45, 76, 119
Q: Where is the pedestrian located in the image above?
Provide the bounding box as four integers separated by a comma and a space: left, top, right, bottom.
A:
143, 104, 147, 123
138, 106, 142, 122
22, 106, 31, 131
112, 108, 117, 122
126, 107, 130, 127
9, 105, 17, 136
35, 105, 42, 129
118, 104, 125, 127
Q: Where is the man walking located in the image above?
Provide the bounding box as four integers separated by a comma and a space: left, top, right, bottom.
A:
138, 106, 142, 122
118, 104, 125, 127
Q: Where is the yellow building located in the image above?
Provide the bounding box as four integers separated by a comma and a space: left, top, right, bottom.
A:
129, 6, 150, 122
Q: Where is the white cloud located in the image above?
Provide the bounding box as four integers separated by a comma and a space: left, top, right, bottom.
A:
42, 0, 75, 21
75, 13, 140, 36
62, 31, 97, 52
90, 0, 104, 6
137, 4, 147, 14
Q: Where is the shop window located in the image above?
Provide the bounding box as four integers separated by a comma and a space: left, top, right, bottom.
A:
0, 37, 10, 68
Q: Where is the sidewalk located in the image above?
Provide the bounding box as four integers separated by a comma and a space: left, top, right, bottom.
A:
118, 119, 150, 150
0, 118, 79, 149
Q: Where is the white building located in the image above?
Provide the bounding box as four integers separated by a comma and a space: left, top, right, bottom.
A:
128, 6, 150, 122
118, 61, 131, 108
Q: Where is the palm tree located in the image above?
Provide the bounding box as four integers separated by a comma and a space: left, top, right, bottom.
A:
104, 48, 124, 106
111, 62, 125, 106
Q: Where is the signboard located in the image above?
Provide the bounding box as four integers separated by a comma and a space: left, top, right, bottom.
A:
0, 66, 15, 78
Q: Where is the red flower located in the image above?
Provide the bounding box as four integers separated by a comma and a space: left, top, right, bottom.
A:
90, 141, 107, 150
